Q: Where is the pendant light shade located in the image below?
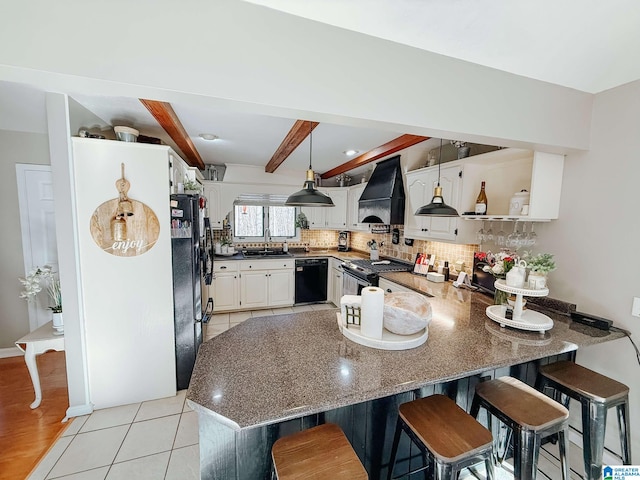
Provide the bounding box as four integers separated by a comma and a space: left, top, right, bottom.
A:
285, 122, 334, 207
415, 139, 460, 217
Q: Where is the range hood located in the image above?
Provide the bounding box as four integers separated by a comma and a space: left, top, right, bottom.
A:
358, 155, 405, 225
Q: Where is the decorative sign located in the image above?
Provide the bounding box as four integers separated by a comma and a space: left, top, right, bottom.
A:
413, 253, 435, 276
90, 163, 160, 257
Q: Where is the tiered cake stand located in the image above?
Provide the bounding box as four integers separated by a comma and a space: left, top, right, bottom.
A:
485, 279, 553, 333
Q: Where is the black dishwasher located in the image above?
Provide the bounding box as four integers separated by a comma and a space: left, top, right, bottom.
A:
295, 258, 328, 304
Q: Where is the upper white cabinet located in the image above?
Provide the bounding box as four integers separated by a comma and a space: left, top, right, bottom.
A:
457, 149, 564, 221
403, 148, 564, 243
203, 182, 224, 229
404, 164, 461, 242
347, 183, 372, 232
303, 188, 348, 230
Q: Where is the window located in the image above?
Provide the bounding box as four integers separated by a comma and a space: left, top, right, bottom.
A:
233, 204, 299, 242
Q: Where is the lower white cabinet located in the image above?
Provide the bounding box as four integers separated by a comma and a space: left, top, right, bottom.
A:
212, 262, 240, 312
330, 267, 343, 305
239, 260, 294, 309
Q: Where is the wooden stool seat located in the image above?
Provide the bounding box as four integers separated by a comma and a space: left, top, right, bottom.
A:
271, 423, 367, 480
471, 376, 570, 480
388, 394, 495, 479
539, 360, 629, 403
537, 361, 631, 480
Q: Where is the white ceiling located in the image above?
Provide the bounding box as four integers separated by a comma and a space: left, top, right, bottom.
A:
245, 0, 640, 94
2, 1, 639, 176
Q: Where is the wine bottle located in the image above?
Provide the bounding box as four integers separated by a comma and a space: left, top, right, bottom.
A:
475, 181, 488, 214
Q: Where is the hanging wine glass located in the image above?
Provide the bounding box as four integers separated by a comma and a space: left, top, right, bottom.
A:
527, 222, 537, 247
485, 221, 494, 242
496, 221, 506, 247
519, 223, 529, 249
476, 220, 486, 243
506, 221, 519, 249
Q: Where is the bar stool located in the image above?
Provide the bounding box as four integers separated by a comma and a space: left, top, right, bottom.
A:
470, 376, 570, 480
537, 361, 632, 480
387, 394, 495, 480
271, 423, 367, 479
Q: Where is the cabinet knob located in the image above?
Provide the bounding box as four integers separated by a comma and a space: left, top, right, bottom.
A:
220, 265, 227, 269
386, 288, 392, 293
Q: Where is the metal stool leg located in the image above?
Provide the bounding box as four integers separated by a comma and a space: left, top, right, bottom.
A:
558, 427, 570, 480
434, 461, 453, 480
484, 456, 495, 480
387, 417, 403, 480
582, 399, 608, 480
513, 428, 541, 480
617, 400, 632, 465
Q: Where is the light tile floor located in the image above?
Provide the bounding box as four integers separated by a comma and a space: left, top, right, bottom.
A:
29, 305, 336, 480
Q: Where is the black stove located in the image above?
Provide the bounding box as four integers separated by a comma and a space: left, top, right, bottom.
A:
341, 258, 412, 285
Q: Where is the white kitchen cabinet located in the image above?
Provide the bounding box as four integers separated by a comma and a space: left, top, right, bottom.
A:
404, 164, 461, 242
203, 182, 225, 230
239, 270, 269, 309
303, 188, 348, 230
213, 262, 240, 312
328, 257, 344, 305
239, 260, 294, 309
347, 183, 371, 232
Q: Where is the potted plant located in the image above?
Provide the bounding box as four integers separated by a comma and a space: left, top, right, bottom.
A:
183, 178, 201, 194
19, 265, 63, 333
523, 252, 556, 289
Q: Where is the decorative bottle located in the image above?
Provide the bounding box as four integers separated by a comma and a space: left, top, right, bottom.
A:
475, 181, 488, 215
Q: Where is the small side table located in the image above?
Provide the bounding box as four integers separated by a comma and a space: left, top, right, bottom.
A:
15, 321, 65, 409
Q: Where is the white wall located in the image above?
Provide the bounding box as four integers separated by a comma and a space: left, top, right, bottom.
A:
0, 130, 50, 349
0, 0, 591, 151
540, 79, 640, 458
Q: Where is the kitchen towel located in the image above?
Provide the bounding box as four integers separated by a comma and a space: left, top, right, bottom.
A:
361, 287, 384, 340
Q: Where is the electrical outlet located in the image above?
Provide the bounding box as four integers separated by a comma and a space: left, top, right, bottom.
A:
632, 297, 640, 318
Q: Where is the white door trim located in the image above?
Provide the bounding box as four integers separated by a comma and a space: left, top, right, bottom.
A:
16, 163, 53, 332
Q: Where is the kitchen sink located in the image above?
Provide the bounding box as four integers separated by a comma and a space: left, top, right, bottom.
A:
242, 250, 293, 258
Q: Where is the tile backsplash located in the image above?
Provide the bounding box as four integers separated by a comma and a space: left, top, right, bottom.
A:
213, 227, 478, 274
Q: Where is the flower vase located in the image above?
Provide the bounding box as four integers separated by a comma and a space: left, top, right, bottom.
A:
494, 289, 508, 306
52, 312, 64, 335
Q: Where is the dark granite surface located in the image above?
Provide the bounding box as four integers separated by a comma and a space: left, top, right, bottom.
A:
214, 248, 371, 262
187, 282, 624, 431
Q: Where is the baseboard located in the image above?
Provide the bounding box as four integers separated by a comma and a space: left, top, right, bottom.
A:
0, 346, 23, 358
64, 403, 94, 421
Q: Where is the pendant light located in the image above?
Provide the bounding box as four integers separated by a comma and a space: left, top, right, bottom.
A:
415, 139, 460, 217
285, 122, 334, 207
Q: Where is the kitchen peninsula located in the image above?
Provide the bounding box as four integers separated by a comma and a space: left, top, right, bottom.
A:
187, 284, 625, 479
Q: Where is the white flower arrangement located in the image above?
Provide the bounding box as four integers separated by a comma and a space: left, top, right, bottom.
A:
450, 140, 467, 148
19, 265, 62, 313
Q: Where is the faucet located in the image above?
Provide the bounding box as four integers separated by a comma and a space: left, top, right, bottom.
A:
264, 228, 271, 250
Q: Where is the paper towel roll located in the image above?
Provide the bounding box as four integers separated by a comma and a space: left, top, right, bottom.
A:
360, 287, 384, 340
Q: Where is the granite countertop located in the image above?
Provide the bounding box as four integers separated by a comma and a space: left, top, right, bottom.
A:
187, 284, 625, 431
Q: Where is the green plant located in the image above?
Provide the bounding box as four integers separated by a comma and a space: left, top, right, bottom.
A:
183, 178, 201, 192
524, 252, 556, 274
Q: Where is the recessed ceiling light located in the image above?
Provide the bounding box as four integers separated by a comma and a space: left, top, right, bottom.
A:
199, 133, 219, 141
343, 149, 359, 156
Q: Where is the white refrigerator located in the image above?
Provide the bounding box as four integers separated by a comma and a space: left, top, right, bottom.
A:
71, 138, 177, 409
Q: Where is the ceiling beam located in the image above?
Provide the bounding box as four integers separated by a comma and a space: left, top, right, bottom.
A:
320, 134, 429, 179
139, 99, 205, 170
265, 120, 319, 173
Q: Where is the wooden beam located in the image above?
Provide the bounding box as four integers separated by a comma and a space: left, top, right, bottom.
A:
265, 120, 319, 173
139, 99, 205, 170
320, 134, 430, 179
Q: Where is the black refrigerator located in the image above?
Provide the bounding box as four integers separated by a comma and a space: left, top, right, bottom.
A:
170, 194, 203, 390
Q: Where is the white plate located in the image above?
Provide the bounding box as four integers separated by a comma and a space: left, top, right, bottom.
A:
485, 305, 554, 333
336, 313, 428, 350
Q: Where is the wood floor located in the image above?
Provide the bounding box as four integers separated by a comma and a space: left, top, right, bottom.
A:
0, 351, 69, 480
